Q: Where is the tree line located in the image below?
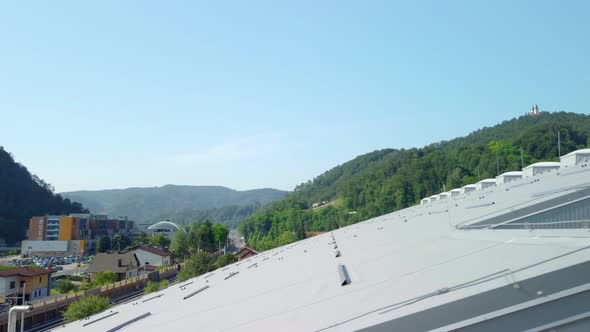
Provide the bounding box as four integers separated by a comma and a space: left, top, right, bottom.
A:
0, 146, 87, 244
239, 112, 590, 251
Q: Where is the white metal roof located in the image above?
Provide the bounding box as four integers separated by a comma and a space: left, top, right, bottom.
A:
523, 161, 560, 168
55, 162, 590, 332
562, 148, 590, 157
477, 178, 496, 184
498, 171, 523, 177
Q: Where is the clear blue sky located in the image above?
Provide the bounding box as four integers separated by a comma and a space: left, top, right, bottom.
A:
1, 1, 589, 193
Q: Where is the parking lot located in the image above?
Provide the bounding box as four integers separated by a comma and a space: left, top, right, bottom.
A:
5, 255, 92, 277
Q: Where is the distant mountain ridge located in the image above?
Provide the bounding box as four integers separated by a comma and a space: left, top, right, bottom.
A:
62, 185, 288, 223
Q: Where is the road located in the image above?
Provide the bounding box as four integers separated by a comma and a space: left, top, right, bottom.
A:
52, 263, 89, 278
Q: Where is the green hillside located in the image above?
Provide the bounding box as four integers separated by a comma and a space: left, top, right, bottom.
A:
154, 203, 265, 229
62, 185, 288, 223
0, 147, 87, 244
239, 112, 590, 250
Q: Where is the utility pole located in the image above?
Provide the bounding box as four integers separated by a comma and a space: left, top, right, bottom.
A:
496, 155, 500, 176
520, 147, 525, 168
558, 130, 561, 157
20, 282, 26, 332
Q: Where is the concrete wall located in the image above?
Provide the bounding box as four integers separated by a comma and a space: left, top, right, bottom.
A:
496, 175, 521, 184
19, 274, 50, 301
135, 250, 171, 267
523, 165, 560, 177
21, 240, 84, 257
0, 276, 18, 303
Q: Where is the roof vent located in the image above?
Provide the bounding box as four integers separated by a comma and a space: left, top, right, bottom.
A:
105, 312, 151, 332
142, 294, 164, 303
183, 285, 209, 300
338, 264, 351, 286
82, 311, 119, 327
224, 271, 240, 280
178, 281, 194, 289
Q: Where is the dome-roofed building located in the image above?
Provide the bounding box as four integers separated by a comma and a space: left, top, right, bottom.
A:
146, 220, 186, 242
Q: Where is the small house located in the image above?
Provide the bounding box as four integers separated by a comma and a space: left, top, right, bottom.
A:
87, 252, 140, 281
0, 267, 52, 303
235, 247, 259, 261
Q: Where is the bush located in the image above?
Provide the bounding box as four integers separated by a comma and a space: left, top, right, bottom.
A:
93, 271, 117, 286
215, 253, 237, 269
178, 251, 215, 281
55, 280, 77, 294
144, 280, 169, 294
78, 282, 95, 291
66, 275, 86, 282
62, 295, 110, 322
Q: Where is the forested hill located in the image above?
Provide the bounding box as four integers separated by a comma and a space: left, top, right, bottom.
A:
153, 203, 265, 229
239, 112, 590, 250
0, 147, 87, 244
62, 185, 288, 223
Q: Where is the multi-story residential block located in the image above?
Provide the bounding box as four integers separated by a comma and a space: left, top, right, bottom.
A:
27, 217, 46, 241
24, 214, 136, 256
45, 216, 60, 241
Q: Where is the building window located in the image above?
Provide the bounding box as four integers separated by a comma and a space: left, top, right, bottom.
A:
20, 281, 25, 288
39, 277, 42, 282
9, 281, 15, 289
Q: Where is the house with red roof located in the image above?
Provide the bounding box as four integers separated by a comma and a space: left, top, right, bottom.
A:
235, 247, 259, 261
0, 267, 52, 303
133, 245, 174, 269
